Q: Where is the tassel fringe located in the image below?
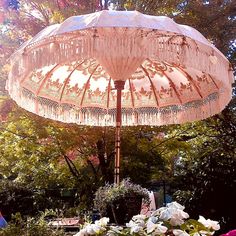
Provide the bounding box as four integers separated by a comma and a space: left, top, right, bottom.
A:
8, 86, 232, 126
10, 28, 230, 83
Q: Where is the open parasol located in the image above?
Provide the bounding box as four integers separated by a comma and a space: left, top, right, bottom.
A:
7, 10, 233, 184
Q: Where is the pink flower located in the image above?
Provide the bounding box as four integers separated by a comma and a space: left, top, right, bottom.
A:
221, 230, 236, 236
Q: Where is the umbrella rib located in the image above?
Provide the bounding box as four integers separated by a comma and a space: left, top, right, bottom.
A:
207, 74, 220, 89
35, 64, 60, 96
162, 70, 183, 104
59, 60, 85, 103
20, 73, 31, 85
80, 64, 99, 107
128, 78, 135, 108
175, 65, 203, 98
140, 65, 159, 107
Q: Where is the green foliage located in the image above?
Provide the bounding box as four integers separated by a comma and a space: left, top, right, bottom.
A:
94, 179, 150, 216
174, 153, 236, 232
0, 110, 108, 216
180, 219, 211, 235
0, 179, 80, 220
0, 212, 64, 236
0, 180, 34, 220
172, 106, 236, 232
120, 126, 190, 185
0, 108, 184, 216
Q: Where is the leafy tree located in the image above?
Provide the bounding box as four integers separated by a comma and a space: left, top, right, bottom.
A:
172, 99, 236, 231
0, 102, 193, 218
0, 106, 107, 216
0, 212, 64, 236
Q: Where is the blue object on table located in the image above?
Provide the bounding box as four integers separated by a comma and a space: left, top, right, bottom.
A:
0, 212, 7, 228
91, 209, 100, 223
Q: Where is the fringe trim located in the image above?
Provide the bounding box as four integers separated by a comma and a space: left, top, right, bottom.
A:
8, 86, 232, 127
10, 28, 231, 83
8, 28, 232, 126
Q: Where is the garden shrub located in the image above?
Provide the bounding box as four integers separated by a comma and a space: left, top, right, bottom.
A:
0, 213, 65, 236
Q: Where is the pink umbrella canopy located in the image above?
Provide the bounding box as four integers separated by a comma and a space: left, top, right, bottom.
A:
7, 10, 234, 183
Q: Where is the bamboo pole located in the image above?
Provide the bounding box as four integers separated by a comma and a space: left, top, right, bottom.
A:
114, 80, 125, 184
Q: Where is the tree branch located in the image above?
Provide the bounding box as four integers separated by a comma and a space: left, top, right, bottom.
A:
86, 159, 98, 178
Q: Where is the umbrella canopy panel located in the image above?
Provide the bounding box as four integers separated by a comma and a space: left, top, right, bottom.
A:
7, 10, 233, 126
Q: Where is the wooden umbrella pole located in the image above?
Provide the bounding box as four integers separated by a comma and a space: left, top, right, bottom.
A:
114, 80, 125, 184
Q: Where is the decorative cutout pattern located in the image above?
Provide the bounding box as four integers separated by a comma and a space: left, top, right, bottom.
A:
7, 12, 233, 126
7, 57, 232, 126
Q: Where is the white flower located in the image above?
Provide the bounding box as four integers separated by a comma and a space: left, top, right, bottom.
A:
167, 202, 185, 210
160, 208, 171, 220
107, 226, 123, 236
152, 207, 166, 216
86, 225, 96, 235
159, 207, 189, 223
132, 214, 147, 221
130, 225, 143, 234
95, 217, 109, 227
83, 224, 105, 235
106, 231, 115, 236
132, 215, 147, 221
74, 228, 88, 236
169, 210, 189, 226
193, 233, 200, 236
147, 216, 158, 224
127, 217, 145, 234
178, 210, 189, 219
126, 220, 137, 228
137, 219, 145, 227
170, 217, 185, 226
92, 224, 105, 234
110, 226, 123, 233
154, 223, 168, 235
198, 216, 220, 231
155, 202, 186, 220
199, 230, 215, 236
146, 220, 167, 234
147, 220, 157, 233
75, 203, 219, 236
131, 214, 146, 227
126, 219, 145, 228
173, 229, 190, 236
